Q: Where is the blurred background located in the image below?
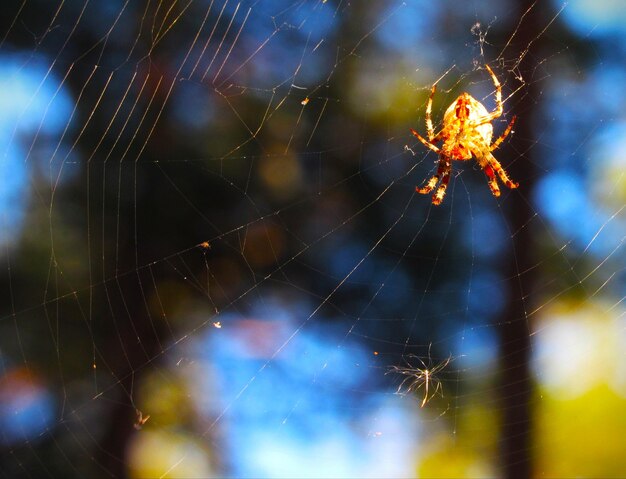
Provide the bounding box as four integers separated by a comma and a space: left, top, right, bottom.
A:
0, 0, 624, 477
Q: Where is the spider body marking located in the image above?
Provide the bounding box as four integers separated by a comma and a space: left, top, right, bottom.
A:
411, 65, 518, 205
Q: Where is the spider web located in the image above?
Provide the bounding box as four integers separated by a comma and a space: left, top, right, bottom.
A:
0, 1, 624, 477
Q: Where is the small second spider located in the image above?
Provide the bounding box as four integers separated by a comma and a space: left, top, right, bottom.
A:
411, 65, 518, 205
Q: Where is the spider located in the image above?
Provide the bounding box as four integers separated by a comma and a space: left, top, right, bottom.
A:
388, 353, 452, 408
133, 409, 150, 430
410, 65, 518, 205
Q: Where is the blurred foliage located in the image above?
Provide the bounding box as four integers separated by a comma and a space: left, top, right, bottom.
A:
0, 0, 624, 477
535, 386, 626, 478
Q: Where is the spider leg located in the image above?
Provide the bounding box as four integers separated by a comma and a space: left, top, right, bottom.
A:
410, 128, 440, 154
421, 373, 430, 408
415, 355, 429, 370
396, 375, 414, 394
486, 151, 519, 190
432, 379, 444, 400
416, 174, 439, 194
485, 64, 502, 118
471, 65, 504, 126
426, 84, 436, 140
490, 115, 516, 151
432, 162, 452, 205
431, 130, 444, 143
416, 157, 448, 195
483, 163, 501, 197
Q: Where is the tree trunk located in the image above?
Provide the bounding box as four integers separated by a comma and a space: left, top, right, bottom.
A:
498, 1, 545, 477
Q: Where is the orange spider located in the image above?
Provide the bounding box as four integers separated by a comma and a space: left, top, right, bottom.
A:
411, 65, 518, 205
